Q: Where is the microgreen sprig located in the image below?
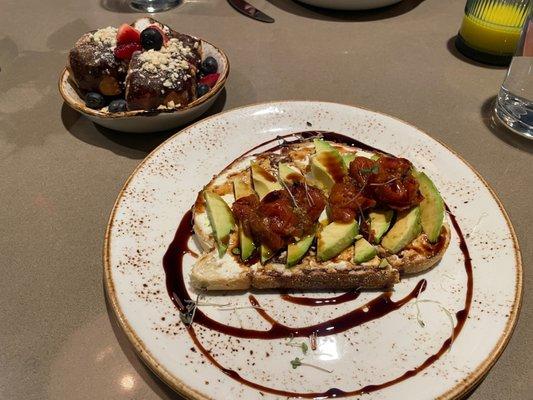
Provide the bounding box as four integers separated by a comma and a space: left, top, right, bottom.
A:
289, 357, 332, 373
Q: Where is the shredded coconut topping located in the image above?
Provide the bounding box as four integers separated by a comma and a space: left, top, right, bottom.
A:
136, 38, 193, 87
91, 27, 117, 47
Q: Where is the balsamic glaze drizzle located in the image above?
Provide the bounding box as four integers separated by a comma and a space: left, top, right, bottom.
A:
162, 132, 473, 398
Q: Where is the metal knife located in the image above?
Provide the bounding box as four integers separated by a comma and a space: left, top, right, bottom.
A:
227, 0, 275, 23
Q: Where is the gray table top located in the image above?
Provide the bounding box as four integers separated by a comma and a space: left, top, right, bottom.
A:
1, 0, 531, 399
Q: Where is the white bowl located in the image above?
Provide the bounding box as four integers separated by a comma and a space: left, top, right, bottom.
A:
297, 0, 403, 10
59, 40, 229, 133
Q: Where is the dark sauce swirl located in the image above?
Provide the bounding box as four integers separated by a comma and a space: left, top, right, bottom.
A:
162, 132, 473, 398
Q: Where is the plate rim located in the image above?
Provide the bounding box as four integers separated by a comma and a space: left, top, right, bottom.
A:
102, 100, 523, 400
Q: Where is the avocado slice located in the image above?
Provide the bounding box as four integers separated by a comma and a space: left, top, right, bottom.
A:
317, 220, 358, 261
251, 162, 282, 199
232, 180, 256, 261
233, 179, 254, 199
353, 238, 377, 263
368, 209, 394, 244
204, 191, 235, 257
287, 234, 314, 267
370, 154, 381, 161
381, 206, 422, 254
342, 152, 357, 168
260, 244, 274, 264
311, 139, 347, 192
278, 163, 304, 185
415, 171, 445, 243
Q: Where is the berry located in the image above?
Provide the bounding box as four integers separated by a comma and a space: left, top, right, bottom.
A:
116, 24, 140, 45
114, 42, 141, 60
108, 99, 128, 112
199, 73, 220, 88
148, 25, 169, 44
200, 56, 218, 75
197, 83, 210, 98
140, 27, 164, 51
85, 92, 105, 109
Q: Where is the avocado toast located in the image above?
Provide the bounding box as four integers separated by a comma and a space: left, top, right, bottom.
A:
191, 137, 450, 291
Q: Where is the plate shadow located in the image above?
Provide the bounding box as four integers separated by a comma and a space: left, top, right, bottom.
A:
267, 0, 426, 22
61, 89, 227, 159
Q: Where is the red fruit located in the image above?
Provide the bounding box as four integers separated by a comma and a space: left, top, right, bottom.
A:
116, 24, 140, 45
199, 73, 220, 88
148, 24, 169, 45
114, 42, 142, 60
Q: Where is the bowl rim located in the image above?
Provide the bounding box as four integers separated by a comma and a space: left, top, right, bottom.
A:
58, 37, 230, 119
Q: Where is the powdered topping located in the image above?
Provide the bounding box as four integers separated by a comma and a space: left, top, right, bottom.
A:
91, 27, 118, 48
136, 38, 193, 89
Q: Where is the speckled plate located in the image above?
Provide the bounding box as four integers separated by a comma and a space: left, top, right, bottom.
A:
104, 101, 522, 399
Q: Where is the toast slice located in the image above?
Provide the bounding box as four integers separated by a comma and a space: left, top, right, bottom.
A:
190, 138, 450, 291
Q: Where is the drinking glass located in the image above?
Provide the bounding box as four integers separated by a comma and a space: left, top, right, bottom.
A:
495, 11, 533, 139
456, 0, 531, 65
130, 0, 182, 12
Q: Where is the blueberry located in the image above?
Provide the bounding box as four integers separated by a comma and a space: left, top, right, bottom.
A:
140, 28, 163, 51
108, 99, 128, 113
85, 92, 105, 109
200, 56, 218, 75
197, 83, 210, 98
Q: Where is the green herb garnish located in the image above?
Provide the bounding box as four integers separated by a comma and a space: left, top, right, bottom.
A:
361, 164, 379, 175
289, 357, 332, 373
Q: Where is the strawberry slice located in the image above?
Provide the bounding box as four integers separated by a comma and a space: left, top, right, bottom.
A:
117, 24, 140, 45
148, 24, 169, 45
114, 42, 142, 60
199, 73, 220, 88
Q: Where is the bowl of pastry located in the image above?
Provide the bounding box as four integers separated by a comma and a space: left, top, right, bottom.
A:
59, 18, 229, 133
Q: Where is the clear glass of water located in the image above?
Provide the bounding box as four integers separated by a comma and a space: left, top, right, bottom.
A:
130, 0, 182, 12
495, 11, 533, 139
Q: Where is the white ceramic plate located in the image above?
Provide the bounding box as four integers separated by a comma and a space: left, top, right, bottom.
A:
297, 0, 403, 11
104, 101, 522, 399
59, 40, 229, 133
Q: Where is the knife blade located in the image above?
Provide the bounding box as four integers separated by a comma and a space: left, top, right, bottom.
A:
227, 0, 275, 23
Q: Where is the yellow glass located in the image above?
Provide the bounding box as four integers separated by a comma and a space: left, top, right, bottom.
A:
456, 0, 531, 65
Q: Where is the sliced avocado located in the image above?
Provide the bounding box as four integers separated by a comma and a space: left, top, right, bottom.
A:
415, 171, 445, 243
318, 208, 329, 227
260, 244, 274, 264
287, 234, 314, 267
368, 209, 394, 243
342, 152, 357, 168
251, 162, 282, 199
381, 207, 422, 254
279, 163, 304, 185
317, 220, 358, 261
370, 154, 381, 161
353, 238, 377, 263
378, 258, 390, 269
311, 139, 347, 192
204, 191, 235, 257
238, 223, 255, 261
232, 180, 256, 261
233, 179, 254, 199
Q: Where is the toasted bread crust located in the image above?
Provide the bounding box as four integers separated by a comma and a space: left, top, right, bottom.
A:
386, 224, 451, 275
252, 267, 399, 290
